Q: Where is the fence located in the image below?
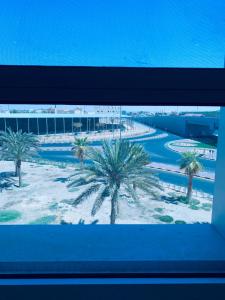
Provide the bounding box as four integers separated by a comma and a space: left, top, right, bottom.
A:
160, 181, 213, 201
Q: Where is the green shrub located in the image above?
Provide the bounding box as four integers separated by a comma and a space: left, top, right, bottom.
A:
159, 215, 174, 223
29, 215, 56, 225
177, 196, 189, 204
58, 164, 66, 169
153, 214, 161, 220
48, 203, 58, 210
154, 207, 164, 213
189, 205, 200, 210
201, 203, 212, 211
190, 199, 200, 206
0, 210, 22, 222
175, 220, 186, 224
21, 183, 29, 188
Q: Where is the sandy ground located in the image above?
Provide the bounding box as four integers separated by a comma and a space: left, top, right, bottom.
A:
0, 161, 212, 225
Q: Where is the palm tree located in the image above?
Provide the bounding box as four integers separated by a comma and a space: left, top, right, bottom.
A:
68, 140, 161, 224
0, 129, 39, 187
180, 151, 202, 202
72, 137, 88, 167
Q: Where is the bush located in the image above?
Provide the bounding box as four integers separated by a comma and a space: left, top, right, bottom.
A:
0, 210, 22, 222
154, 207, 164, 213
153, 214, 161, 220
159, 215, 174, 223
190, 199, 200, 206
29, 215, 56, 224
177, 196, 189, 204
48, 202, 59, 210
201, 203, 212, 211
175, 220, 186, 224
189, 205, 200, 210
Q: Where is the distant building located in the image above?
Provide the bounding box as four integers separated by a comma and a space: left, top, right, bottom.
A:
135, 115, 219, 140
183, 113, 204, 117
74, 107, 83, 114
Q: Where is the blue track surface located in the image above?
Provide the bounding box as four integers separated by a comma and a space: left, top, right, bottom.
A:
39, 129, 216, 195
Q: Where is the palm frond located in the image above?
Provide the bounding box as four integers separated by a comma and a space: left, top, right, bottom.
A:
72, 183, 101, 206
91, 185, 109, 216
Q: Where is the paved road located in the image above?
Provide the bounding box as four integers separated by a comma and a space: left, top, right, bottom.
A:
39, 128, 216, 195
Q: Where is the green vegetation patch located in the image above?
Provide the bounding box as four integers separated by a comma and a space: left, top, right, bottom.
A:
189, 199, 200, 206
177, 196, 189, 204
0, 210, 22, 222
153, 214, 161, 220
175, 220, 186, 224
58, 164, 67, 169
158, 215, 174, 223
21, 183, 29, 188
154, 207, 164, 213
29, 215, 56, 225
201, 203, 212, 211
189, 205, 200, 210
48, 203, 59, 210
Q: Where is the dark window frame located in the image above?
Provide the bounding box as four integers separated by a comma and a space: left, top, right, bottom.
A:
0, 65, 225, 284
0, 65, 224, 105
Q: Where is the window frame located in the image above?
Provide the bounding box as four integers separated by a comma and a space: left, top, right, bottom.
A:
0, 65, 225, 281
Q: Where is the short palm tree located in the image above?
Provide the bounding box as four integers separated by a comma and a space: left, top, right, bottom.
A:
72, 137, 88, 167
68, 140, 161, 224
0, 129, 39, 187
180, 151, 202, 202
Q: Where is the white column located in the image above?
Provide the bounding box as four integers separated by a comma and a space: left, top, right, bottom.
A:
28, 118, 30, 133
63, 118, 65, 134
212, 107, 225, 236
37, 118, 40, 135
46, 118, 48, 135
54, 118, 56, 135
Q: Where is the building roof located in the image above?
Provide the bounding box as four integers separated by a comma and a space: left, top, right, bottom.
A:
0, 112, 130, 119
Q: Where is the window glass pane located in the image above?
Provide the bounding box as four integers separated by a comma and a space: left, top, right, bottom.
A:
0, 1, 224, 67
0, 105, 219, 224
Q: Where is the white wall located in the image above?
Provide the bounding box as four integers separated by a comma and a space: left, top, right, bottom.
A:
212, 107, 225, 235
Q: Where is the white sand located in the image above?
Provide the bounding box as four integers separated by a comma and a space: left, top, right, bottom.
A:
0, 161, 211, 225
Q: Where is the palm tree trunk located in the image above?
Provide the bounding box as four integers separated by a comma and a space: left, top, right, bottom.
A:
17, 160, 22, 187
110, 199, 117, 224
116, 201, 119, 216
110, 187, 119, 224
187, 174, 193, 202
80, 158, 84, 169
79, 151, 84, 169
15, 162, 19, 177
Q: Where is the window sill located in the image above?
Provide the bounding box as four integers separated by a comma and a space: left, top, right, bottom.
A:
0, 224, 225, 277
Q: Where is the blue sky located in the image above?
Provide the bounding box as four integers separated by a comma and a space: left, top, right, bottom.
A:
0, 0, 224, 67
0, 1, 223, 112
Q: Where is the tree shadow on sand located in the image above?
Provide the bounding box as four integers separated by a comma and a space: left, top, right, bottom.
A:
54, 177, 68, 183
0, 172, 16, 191
161, 194, 189, 205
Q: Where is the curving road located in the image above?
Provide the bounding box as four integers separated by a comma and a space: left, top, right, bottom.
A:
39, 128, 216, 195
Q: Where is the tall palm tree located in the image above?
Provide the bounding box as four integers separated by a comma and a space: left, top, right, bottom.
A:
180, 151, 202, 202
0, 129, 39, 187
72, 137, 88, 167
68, 140, 161, 224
